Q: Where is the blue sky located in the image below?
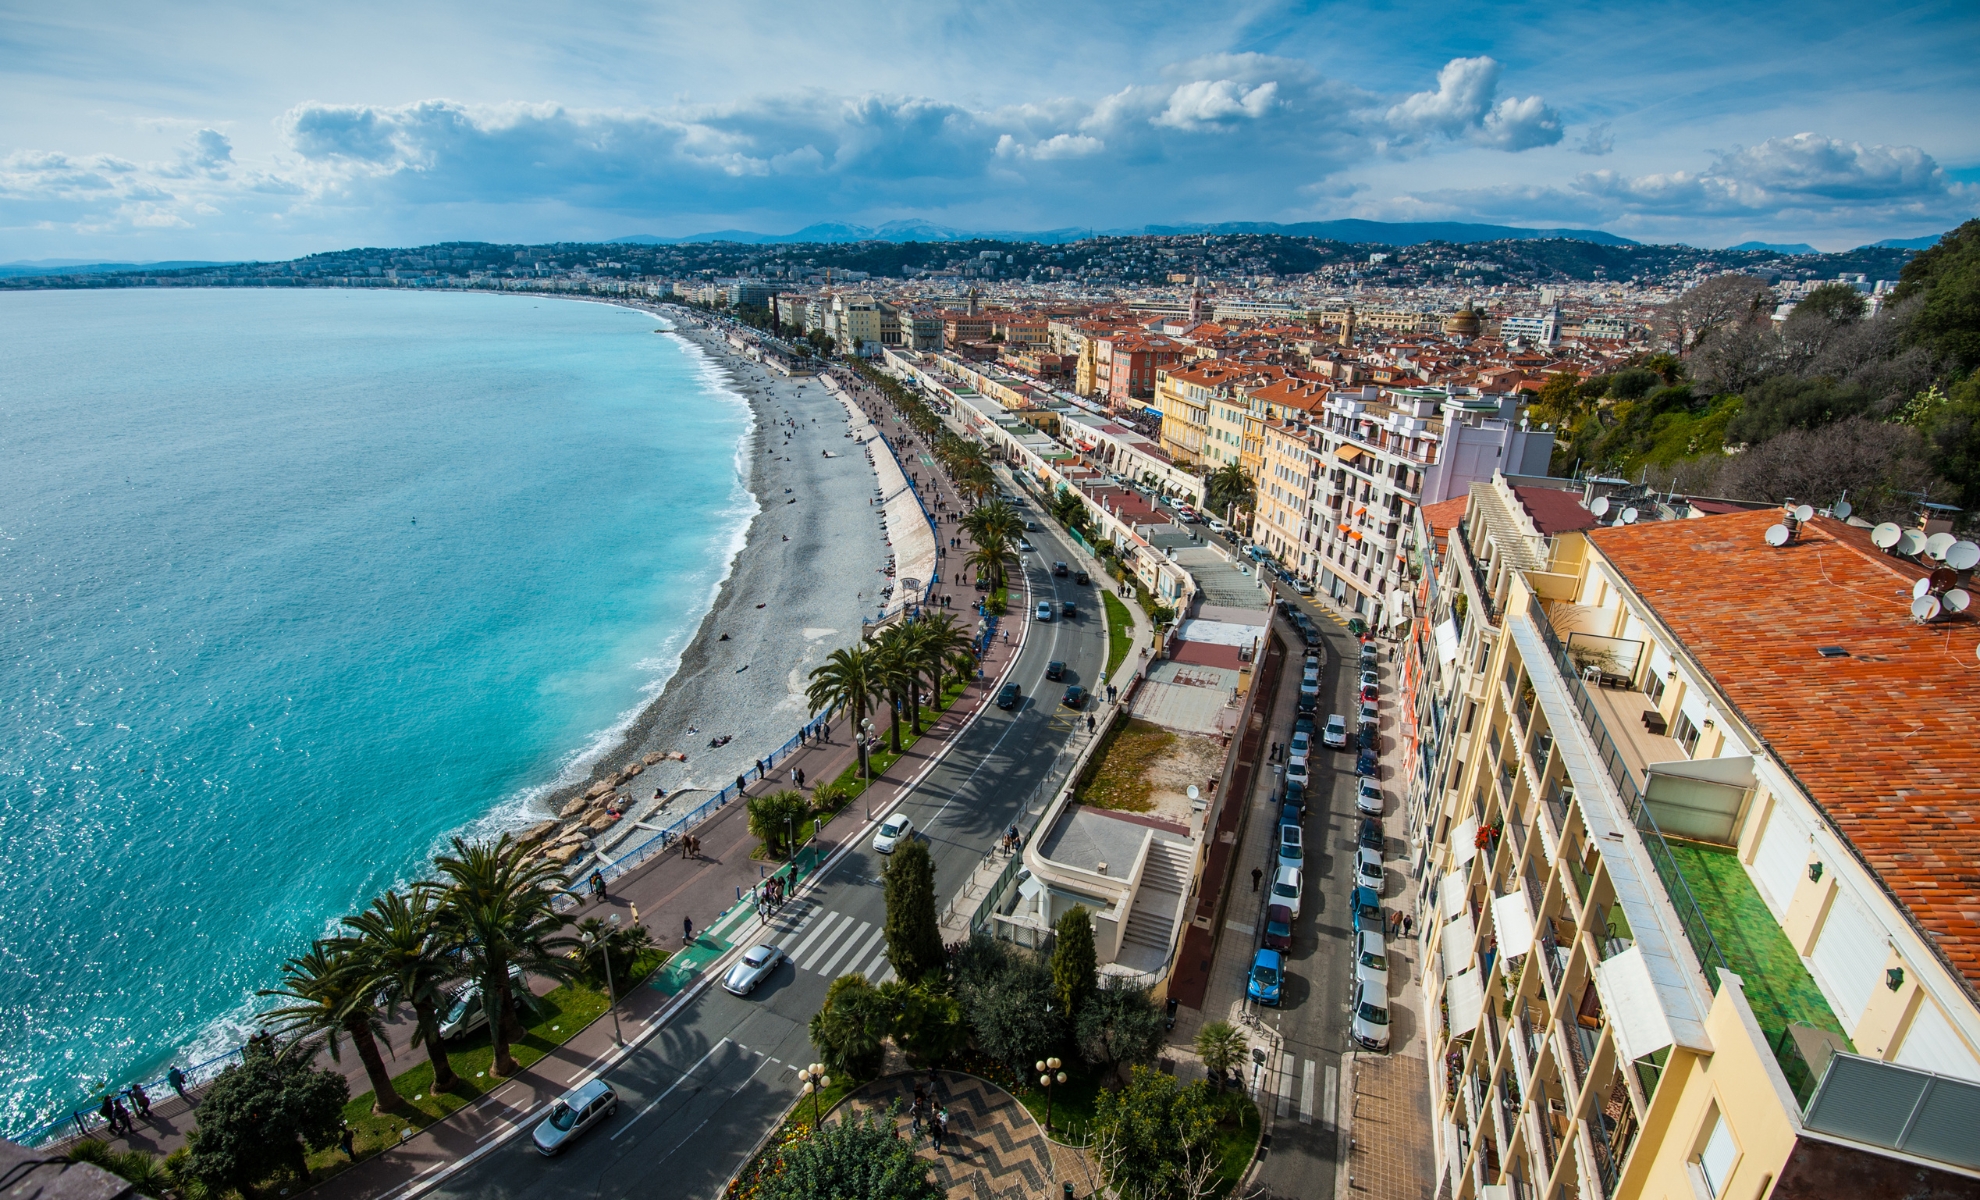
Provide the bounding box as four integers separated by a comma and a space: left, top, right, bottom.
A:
2, 0, 1975, 260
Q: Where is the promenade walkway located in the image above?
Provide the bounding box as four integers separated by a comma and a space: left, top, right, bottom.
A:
831, 1071, 1099, 1200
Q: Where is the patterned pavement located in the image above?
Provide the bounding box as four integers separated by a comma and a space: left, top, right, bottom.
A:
832, 1071, 1099, 1200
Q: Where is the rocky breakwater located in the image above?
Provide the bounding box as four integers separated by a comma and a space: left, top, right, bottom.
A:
515, 751, 688, 869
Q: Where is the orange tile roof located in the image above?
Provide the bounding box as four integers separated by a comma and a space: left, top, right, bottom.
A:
1589, 510, 1980, 998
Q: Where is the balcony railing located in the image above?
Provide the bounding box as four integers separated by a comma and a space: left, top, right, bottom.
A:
1455, 518, 1500, 622
1559, 1016, 1591, 1087
1587, 1120, 1620, 1197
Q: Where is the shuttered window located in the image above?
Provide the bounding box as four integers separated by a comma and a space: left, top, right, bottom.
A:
1895, 999, 1980, 1084
1810, 886, 1886, 1031
1751, 802, 1810, 917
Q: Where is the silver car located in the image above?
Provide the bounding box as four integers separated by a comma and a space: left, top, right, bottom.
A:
532, 1079, 617, 1156
1352, 980, 1391, 1052
437, 964, 529, 1041
723, 944, 786, 996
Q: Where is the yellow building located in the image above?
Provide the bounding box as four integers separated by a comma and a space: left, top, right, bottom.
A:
1156, 362, 1245, 468
1409, 503, 1980, 1200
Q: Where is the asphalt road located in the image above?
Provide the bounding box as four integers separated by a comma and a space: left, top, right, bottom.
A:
413, 492, 1108, 1200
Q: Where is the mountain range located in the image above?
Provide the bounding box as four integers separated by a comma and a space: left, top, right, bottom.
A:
609, 218, 1640, 248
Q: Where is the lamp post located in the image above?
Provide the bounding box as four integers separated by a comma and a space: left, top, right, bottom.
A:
582, 915, 624, 1046
800, 1063, 832, 1135
1035, 1057, 1065, 1133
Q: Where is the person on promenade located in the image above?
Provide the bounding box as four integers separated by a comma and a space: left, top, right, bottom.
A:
683, 916, 694, 946
126, 1084, 152, 1120
796, 768, 805, 788
98, 1095, 117, 1135
736, 774, 747, 794
590, 870, 608, 903
111, 1097, 133, 1136
167, 1065, 190, 1105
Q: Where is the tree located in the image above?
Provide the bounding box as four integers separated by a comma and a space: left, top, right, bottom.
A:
430, 833, 579, 1077
955, 933, 1065, 1073
342, 887, 463, 1093
1194, 1021, 1247, 1093
1715, 416, 1940, 523
747, 788, 811, 858
1204, 463, 1254, 520
809, 973, 891, 1079
907, 613, 970, 725
573, 914, 655, 994
807, 644, 881, 781
870, 626, 916, 752
758, 1105, 942, 1200
257, 941, 404, 1115
1076, 978, 1166, 1083
962, 543, 1010, 594
183, 1040, 348, 1194
1051, 905, 1097, 1018
881, 837, 943, 983
882, 980, 968, 1066
1659, 274, 1773, 352
1893, 218, 1980, 370
1088, 1066, 1223, 1200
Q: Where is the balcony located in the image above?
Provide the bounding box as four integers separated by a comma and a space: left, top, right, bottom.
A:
1452, 518, 1500, 623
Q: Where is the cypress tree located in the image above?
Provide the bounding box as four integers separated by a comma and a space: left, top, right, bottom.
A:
882, 837, 943, 982
1052, 904, 1098, 1019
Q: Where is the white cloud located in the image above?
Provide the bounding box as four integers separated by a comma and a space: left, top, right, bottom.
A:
1152, 80, 1280, 130
1577, 132, 1969, 216
1383, 57, 1561, 151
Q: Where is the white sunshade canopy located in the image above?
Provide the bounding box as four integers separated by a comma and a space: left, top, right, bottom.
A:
1595, 945, 1678, 1063
1447, 968, 1485, 1037
1493, 890, 1536, 960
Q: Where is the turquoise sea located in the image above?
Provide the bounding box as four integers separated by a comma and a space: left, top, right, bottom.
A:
0, 288, 753, 1137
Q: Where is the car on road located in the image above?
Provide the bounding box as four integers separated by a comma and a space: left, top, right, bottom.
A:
1354, 929, 1390, 993
1299, 622, 1321, 647
1296, 692, 1317, 715
1322, 715, 1349, 749
1289, 730, 1310, 758
1299, 672, 1319, 699
1052, 561, 1069, 577
1271, 865, 1304, 919
1026, 520, 1039, 531
1356, 725, 1377, 752
1359, 668, 1379, 690
1356, 778, 1384, 817
533, 1079, 618, 1156
996, 682, 1022, 709
1284, 758, 1309, 787
1075, 570, 1090, 585
1350, 884, 1382, 933
1207, 517, 1226, 533
1295, 579, 1315, 596
1062, 685, 1086, 709
1277, 823, 1304, 871
1294, 714, 1314, 737
1359, 700, 1380, 726
1046, 660, 1066, 681
1352, 980, 1391, 1051
1263, 904, 1293, 951
1360, 683, 1380, 703
1355, 846, 1384, 889
438, 965, 529, 1041
872, 813, 914, 854
723, 944, 786, 996
1061, 600, 1077, 618
1018, 538, 1034, 552
1177, 506, 1198, 523
1247, 948, 1284, 1006
1358, 817, 1384, 851
1357, 747, 1379, 776
1036, 601, 1053, 621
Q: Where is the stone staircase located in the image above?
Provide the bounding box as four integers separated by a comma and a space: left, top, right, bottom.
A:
1120, 838, 1192, 958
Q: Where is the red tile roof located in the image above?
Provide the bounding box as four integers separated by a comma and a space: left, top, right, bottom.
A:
1420, 496, 1469, 545
1589, 510, 1980, 998
1510, 486, 1599, 535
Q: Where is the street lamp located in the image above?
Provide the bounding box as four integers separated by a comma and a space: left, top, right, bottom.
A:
582, 915, 624, 1046
1035, 1057, 1066, 1133
800, 1062, 832, 1135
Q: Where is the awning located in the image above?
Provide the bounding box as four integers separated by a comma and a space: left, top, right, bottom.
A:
1436, 618, 1460, 665
1595, 945, 1677, 1062
1441, 909, 1476, 979
1334, 445, 1363, 463
1452, 815, 1481, 865
1441, 870, 1469, 919
1493, 889, 1536, 959
1447, 968, 1485, 1036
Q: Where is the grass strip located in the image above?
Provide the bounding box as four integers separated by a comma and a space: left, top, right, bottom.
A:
1102, 590, 1134, 680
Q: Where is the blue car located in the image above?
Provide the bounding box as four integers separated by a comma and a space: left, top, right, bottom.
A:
1356, 748, 1379, 776
1248, 948, 1284, 1006
1350, 885, 1383, 934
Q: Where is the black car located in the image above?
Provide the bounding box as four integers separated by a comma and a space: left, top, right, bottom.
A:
1046, 660, 1066, 681
1062, 685, 1086, 709
1052, 561, 1069, 577
1296, 693, 1317, 715
996, 682, 1022, 710
1359, 817, 1385, 851
1356, 747, 1379, 776
1300, 624, 1322, 647
1074, 570, 1090, 585
1061, 600, 1077, 618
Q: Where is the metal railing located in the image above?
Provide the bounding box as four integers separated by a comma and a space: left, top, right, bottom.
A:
1454, 519, 1499, 622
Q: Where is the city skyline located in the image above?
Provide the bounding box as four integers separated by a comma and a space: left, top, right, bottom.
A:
3, 1, 1976, 261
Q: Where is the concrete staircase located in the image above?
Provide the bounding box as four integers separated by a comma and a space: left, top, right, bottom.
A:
1120, 838, 1192, 959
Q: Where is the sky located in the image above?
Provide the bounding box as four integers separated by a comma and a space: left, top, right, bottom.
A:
2, 0, 1976, 261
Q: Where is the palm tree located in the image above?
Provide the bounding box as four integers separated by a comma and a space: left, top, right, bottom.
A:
343, 887, 463, 1093
1204, 463, 1254, 523
870, 626, 917, 752
258, 941, 407, 1114
431, 834, 579, 1078
807, 644, 881, 781
911, 614, 971, 720
963, 542, 1009, 594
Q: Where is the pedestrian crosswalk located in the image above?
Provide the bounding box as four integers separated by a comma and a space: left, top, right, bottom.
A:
1269, 1054, 1338, 1127
747, 905, 897, 985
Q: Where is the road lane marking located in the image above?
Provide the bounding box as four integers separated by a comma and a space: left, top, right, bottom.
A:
789, 912, 849, 967
843, 927, 888, 980
1299, 1059, 1316, 1124
815, 920, 873, 978
1275, 1053, 1295, 1118
609, 1037, 732, 1140
1321, 1063, 1338, 1128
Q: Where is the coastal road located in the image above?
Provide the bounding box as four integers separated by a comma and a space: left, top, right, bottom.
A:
404, 478, 1110, 1198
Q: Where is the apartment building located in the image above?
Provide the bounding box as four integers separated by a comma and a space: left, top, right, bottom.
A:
1155, 361, 1248, 468
1407, 502, 1980, 1200
1255, 418, 1323, 575
1311, 387, 1553, 618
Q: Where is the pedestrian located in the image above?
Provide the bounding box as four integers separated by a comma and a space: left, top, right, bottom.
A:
98, 1096, 117, 1135
1403, 913, 1415, 937
590, 869, 607, 903
797, 768, 806, 788
1251, 866, 1263, 892
756, 758, 766, 776
683, 915, 695, 944
930, 1120, 942, 1151
340, 1124, 356, 1160
1390, 909, 1403, 936
167, 1065, 190, 1104
126, 1084, 152, 1120
737, 773, 747, 794
111, 1098, 132, 1136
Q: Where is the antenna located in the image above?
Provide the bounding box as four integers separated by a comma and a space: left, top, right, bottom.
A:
1946, 541, 1980, 571
1765, 524, 1791, 547
1871, 522, 1902, 549
1590, 496, 1610, 517
1620, 507, 1639, 524
1913, 576, 1936, 600
1926, 532, 1957, 560
1896, 529, 1927, 557
1794, 504, 1815, 523
1833, 499, 1853, 520
1931, 566, 1959, 592
1912, 594, 1942, 622
1944, 589, 1972, 614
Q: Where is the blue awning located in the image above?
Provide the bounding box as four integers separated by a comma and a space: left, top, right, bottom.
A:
1143, 406, 1164, 417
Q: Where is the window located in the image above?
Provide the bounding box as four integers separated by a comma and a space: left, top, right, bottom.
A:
1673, 712, 1700, 756
1645, 669, 1666, 707
1696, 1111, 1737, 1197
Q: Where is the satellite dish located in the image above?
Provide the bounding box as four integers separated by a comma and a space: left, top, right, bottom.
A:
1794, 504, 1815, 523
1765, 524, 1791, 547
1912, 594, 1942, 622
1871, 522, 1902, 549
1621, 507, 1640, 525
1591, 496, 1610, 517
1944, 589, 1972, 613
1897, 529, 1927, 557
1833, 500, 1853, 520
1947, 541, 1980, 571
1926, 532, 1957, 560
1932, 567, 1960, 592
1186, 785, 1200, 800
1913, 576, 1933, 599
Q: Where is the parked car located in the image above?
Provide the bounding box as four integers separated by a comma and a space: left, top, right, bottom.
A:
997, 682, 1022, 709
1207, 517, 1226, 533
1280, 801, 1304, 826
1277, 823, 1304, 871
533, 1079, 618, 1156
1355, 846, 1384, 889
1263, 904, 1294, 951
1247, 948, 1284, 1006
1356, 747, 1379, 776
872, 813, 914, 854
1046, 660, 1066, 681
438, 965, 530, 1041
1074, 570, 1090, 585
1284, 758, 1309, 787
1354, 929, 1390, 994
1350, 884, 1382, 933
1036, 601, 1053, 622
1322, 714, 1349, 748
1358, 817, 1385, 851
1062, 685, 1086, 709
1052, 561, 1069, 577
1289, 730, 1311, 758
1294, 715, 1314, 737
722, 944, 786, 996
1271, 865, 1304, 919
1356, 778, 1384, 817
1297, 693, 1317, 715
1295, 579, 1315, 597
1360, 683, 1380, 703
1359, 669, 1379, 690
1061, 600, 1077, 618
1359, 700, 1380, 726
1299, 623, 1321, 647
1352, 980, 1391, 1051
